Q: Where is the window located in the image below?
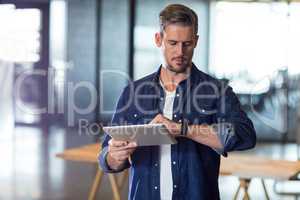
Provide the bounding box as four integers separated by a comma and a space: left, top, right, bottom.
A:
209, 2, 300, 83
0, 4, 41, 63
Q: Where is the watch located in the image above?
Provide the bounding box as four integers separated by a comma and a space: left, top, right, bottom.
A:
180, 119, 189, 136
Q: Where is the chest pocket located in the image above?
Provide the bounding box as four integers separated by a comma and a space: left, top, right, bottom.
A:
126, 110, 144, 125
126, 109, 155, 125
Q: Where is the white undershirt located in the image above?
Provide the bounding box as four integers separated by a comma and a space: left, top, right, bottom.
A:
160, 88, 176, 200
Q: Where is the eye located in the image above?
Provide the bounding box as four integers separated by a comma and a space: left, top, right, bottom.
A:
183, 42, 192, 47
169, 41, 177, 46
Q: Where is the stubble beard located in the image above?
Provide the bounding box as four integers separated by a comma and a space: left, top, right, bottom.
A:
166, 62, 190, 74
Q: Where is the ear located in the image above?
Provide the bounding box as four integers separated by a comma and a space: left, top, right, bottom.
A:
155, 32, 162, 47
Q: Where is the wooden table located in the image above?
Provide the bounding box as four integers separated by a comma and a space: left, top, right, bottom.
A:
56, 144, 300, 200
56, 144, 128, 200
220, 154, 300, 199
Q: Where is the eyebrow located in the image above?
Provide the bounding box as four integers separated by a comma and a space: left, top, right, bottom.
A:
167, 40, 193, 43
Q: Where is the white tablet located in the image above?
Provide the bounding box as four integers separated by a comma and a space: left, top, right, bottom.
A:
103, 124, 177, 146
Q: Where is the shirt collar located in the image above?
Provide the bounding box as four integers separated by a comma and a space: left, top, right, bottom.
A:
151, 63, 200, 87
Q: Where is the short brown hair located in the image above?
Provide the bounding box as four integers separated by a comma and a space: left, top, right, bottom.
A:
159, 4, 198, 35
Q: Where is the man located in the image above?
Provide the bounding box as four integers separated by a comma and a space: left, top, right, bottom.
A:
99, 4, 256, 200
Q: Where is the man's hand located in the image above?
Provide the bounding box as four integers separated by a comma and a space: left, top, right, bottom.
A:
150, 114, 182, 136
150, 114, 223, 150
106, 138, 137, 170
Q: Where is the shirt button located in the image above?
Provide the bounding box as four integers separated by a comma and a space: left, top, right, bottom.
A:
172, 161, 176, 165
174, 185, 177, 189
154, 186, 158, 190
134, 114, 138, 118
201, 109, 205, 113
178, 119, 182, 123
176, 93, 180, 97
154, 163, 158, 167
160, 97, 163, 101
174, 114, 177, 118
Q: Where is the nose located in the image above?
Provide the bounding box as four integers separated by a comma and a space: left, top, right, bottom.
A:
175, 43, 184, 56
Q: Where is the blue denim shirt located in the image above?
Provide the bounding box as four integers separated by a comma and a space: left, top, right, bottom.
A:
99, 65, 256, 200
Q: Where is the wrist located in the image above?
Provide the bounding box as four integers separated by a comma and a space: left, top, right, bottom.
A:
106, 152, 122, 170
180, 119, 189, 136
106, 152, 115, 169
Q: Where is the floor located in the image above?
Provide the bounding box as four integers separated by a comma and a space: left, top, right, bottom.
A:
1, 124, 300, 200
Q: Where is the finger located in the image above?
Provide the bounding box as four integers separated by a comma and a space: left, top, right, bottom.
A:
113, 155, 128, 163
110, 152, 128, 161
110, 139, 137, 148
150, 114, 163, 124
150, 117, 157, 124
127, 141, 137, 148
109, 139, 128, 147
109, 140, 136, 150
110, 143, 137, 152
110, 146, 136, 152
117, 155, 130, 162
111, 150, 132, 161
117, 150, 132, 158
157, 114, 167, 123
118, 147, 136, 157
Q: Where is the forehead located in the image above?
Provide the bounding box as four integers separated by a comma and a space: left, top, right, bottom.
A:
162, 24, 196, 41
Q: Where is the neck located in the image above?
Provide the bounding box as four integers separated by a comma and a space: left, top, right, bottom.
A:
160, 64, 191, 92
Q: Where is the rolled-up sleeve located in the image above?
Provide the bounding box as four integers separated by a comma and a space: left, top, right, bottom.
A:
212, 122, 234, 156
98, 86, 131, 173
213, 86, 256, 156
98, 142, 111, 172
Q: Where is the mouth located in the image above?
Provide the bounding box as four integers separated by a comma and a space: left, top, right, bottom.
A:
173, 57, 186, 65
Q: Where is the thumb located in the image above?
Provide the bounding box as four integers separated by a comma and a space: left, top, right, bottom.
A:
150, 114, 163, 124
